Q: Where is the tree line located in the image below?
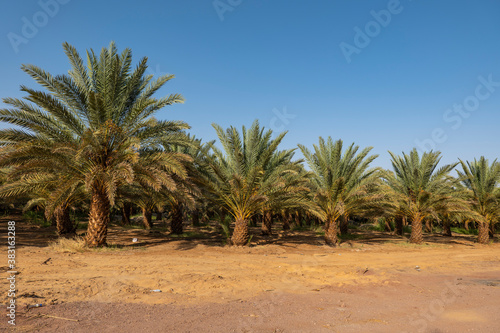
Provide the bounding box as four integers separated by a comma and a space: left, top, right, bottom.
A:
1, 42, 499, 247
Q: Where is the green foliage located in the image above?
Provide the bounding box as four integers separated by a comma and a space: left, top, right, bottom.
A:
168, 231, 207, 238
23, 210, 51, 227
299, 137, 384, 224
451, 227, 479, 235
203, 120, 310, 223
339, 233, 362, 241
384, 149, 477, 242
0, 41, 190, 246
457, 157, 500, 225
218, 214, 232, 240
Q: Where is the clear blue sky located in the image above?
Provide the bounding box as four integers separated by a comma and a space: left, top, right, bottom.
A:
1, 0, 499, 169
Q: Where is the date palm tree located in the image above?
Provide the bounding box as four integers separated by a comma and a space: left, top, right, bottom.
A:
457, 157, 500, 244
299, 137, 382, 245
384, 149, 470, 244
204, 120, 310, 246
0, 143, 86, 235
0, 42, 189, 247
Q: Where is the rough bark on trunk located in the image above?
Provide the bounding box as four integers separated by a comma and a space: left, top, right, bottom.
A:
142, 208, 153, 230
477, 222, 490, 244
489, 223, 495, 239
121, 202, 132, 225
324, 218, 338, 246
232, 217, 249, 246
170, 202, 184, 234
261, 210, 273, 235
282, 212, 291, 231
409, 216, 424, 244
295, 212, 302, 228
442, 219, 452, 237
395, 216, 404, 236
55, 206, 74, 235
384, 218, 393, 232
339, 214, 349, 235
86, 188, 110, 247
425, 219, 432, 233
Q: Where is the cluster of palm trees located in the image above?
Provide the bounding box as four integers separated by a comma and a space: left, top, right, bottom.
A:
1, 42, 499, 247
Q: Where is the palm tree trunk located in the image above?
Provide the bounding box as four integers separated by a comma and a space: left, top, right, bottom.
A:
86, 187, 110, 247
442, 219, 452, 237
294, 211, 302, 228
384, 218, 393, 232
395, 216, 404, 236
489, 223, 495, 239
425, 219, 432, 233
282, 212, 291, 231
305, 212, 312, 227
192, 209, 200, 227
324, 218, 338, 246
232, 217, 249, 246
477, 222, 489, 244
55, 206, 73, 235
339, 214, 349, 235
142, 208, 153, 229
170, 202, 183, 234
250, 215, 258, 227
121, 202, 132, 225
409, 216, 424, 244
261, 210, 273, 235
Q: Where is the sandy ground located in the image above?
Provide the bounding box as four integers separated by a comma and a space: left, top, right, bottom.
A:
1, 215, 500, 332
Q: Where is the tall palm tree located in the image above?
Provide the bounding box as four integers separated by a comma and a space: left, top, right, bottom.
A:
0, 42, 189, 247
384, 149, 469, 244
204, 120, 309, 246
457, 157, 500, 244
299, 137, 382, 245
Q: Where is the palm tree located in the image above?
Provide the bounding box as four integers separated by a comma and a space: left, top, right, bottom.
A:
384, 149, 469, 244
457, 157, 500, 244
299, 137, 382, 245
0, 42, 189, 247
0, 144, 86, 235
204, 120, 309, 246
259, 150, 310, 235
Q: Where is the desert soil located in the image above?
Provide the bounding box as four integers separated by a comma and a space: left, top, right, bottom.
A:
1, 215, 499, 332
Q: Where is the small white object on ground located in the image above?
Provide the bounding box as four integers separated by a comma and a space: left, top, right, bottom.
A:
132, 238, 138, 243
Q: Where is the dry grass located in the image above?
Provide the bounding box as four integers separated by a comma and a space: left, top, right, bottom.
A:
49, 236, 88, 253
48, 236, 132, 253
